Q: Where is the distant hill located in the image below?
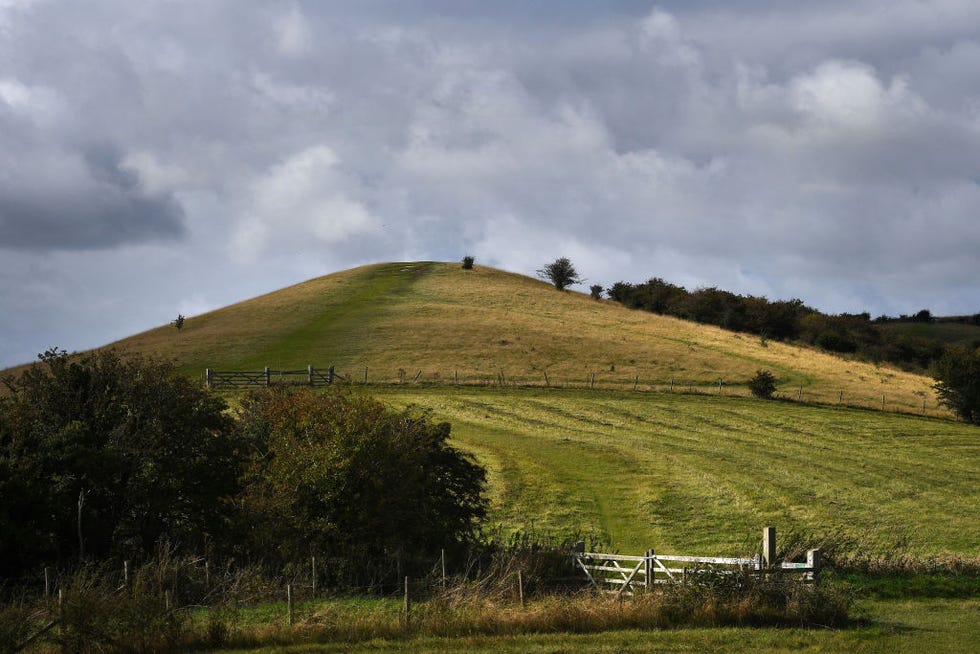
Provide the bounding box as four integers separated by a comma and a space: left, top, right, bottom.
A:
32, 261, 940, 415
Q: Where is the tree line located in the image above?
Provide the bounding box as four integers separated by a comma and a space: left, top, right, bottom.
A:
0, 349, 487, 582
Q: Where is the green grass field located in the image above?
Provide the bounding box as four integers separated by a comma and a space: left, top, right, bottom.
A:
366, 386, 978, 558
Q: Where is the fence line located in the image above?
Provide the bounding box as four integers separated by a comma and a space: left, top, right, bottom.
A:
203, 364, 943, 417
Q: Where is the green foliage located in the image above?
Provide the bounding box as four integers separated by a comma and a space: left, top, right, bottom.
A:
238, 388, 488, 568
589, 284, 603, 300
537, 257, 583, 291
932, 346, 980, 424
0, 349, 241, 576
462, 255, 475, 270
747, 369, 777, 399
173, 313, 185, 331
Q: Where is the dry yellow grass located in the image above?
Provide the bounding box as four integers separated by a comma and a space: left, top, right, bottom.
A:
13, 261, 943, 416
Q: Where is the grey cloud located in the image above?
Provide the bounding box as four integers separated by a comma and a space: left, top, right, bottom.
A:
0, 144, 186, 250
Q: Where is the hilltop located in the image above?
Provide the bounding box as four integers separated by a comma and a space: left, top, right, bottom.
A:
83, 261, 940, 415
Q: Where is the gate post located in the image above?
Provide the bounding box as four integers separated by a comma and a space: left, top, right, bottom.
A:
265, 366, 271, 387
644, 549, 654, 589
205, 368, 213, 388
308, 364, 314, 386
807, 548, 822, 584
328, 365, 335, 384
763, 527, 776, 568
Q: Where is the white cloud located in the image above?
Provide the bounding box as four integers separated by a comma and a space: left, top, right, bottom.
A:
231, 146, 379, 261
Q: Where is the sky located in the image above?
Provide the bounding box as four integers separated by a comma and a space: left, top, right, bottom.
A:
2, 0, 980, 368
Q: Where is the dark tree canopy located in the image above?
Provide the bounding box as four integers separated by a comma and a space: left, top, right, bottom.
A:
932, 346, 980, 424
538, 257, 583, 291
0, 349, 240, 576
238, 388, 488, 566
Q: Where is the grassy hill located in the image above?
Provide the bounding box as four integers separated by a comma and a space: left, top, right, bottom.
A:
103, 261, 940, 415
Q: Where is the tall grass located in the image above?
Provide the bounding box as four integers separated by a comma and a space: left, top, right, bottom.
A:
3, 547, 855, 652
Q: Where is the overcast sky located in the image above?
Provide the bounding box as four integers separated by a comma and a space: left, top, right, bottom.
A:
2, 0, 980, 368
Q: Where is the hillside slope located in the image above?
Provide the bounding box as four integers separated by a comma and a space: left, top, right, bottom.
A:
93, 261, 940, 415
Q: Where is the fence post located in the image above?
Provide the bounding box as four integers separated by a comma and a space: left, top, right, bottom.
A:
311, 556, 317, 598
922, 397, 926, 415
763, 527, 776, 568
264, 366, 271, 386
403, 576, 411, 627
454, 370, 459, 385
364, 367, 369, 384
308, 365, 314, 386
881, 394, 885, 411
286, 583, 293, 626
718, 379, 723, 395
807, 548, 822, 584
328, 365, 335, 384
633, 375, 638, 391
44, 567, 50, 599
797, 386, 803, 401
544, 371, 550, 387
839, 389, 843, 404
644, 549, 653, 589
205, 368, 213, 388
669, 378, 674, 392
517, 570, 525, 609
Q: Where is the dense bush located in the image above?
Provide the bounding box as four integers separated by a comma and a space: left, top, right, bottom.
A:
461, 255, 475, 270
747, 370, 777, 399
238, 388, 488, 572
0, 349, 241, 576
932, 346, 980, 424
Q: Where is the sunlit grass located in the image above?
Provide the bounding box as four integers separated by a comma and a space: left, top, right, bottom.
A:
370, 386, 979, 558
61, 261, 945, 417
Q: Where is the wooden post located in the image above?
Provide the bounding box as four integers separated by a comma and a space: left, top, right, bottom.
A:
881, 394, 885, 411
311, 556, 317, 598
544, 371, 550, 387
205, 368, 213, 388
590, 372, 595, 389
797, 386, 803, 401
308, 365, 314, 386
403, 577, 411, 627
644, 549, 653, 589
807, 548, 822, 584
669, 378, 674, 392
204, 561, 210, 590
123, 560, 130, 589
58, 589, 63, 636
763, 527, 776, 568
364, 367, 369, 384
44, 567, 50, 599
414, 369, 422, 383
517, 570, 525, 609
165, 590, 171, 611
633, 375, 638, 391
265, 366, 271, 386
839, 389, 843, 404
454, 370, 459, 385
718, 379, 723, 395
683, 567, 688, 585
328, 365, 335, 384
286, 584, 293, 626
922, 398, 926, 415
440, 549, 446, 589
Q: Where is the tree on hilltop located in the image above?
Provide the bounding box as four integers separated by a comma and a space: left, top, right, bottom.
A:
538, 257, 583, 291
